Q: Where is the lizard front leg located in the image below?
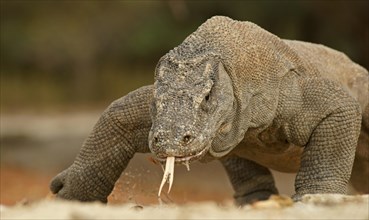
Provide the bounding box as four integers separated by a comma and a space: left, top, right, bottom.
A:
292, 80, 362, 201
50, 85, 153, 202
221, 155, 278, 206
350, 105, 369, 193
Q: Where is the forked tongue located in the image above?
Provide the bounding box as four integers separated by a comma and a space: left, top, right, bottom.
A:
184, 159, 190, 171
158, 157, 175, 197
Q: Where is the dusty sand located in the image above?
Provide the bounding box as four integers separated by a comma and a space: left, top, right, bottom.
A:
1, 113, 368, 219
1, 194, 368, 219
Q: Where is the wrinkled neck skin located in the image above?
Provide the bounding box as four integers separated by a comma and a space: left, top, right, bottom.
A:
208, 73, 280, 160
206, 67, 242, 159
208, 98, 248, 159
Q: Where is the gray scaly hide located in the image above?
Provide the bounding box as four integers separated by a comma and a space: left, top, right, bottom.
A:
50, 16, 369, 205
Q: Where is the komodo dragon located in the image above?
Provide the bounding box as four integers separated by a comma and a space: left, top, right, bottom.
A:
50, 16, 369, 205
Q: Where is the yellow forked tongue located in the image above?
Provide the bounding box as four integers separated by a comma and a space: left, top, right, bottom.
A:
158, 156, 175, 197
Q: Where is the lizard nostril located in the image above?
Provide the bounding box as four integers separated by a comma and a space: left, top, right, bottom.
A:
152, 135, 161, 149
183, 135, 193, 144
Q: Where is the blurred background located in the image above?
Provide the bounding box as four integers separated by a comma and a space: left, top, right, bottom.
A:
1, 1, 368, 205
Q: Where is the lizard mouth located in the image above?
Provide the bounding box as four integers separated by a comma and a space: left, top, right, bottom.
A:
155, 147, 209, 164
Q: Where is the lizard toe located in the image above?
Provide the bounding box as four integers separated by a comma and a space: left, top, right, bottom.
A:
49, 169, 68, 195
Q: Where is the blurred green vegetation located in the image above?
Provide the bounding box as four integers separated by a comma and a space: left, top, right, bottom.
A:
1, 1, 368, 112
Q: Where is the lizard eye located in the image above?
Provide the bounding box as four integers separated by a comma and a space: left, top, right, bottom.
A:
201, 92, 213, 112
205, 93, 210, 102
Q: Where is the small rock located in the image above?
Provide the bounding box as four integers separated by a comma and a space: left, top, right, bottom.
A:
130, 205, 144, 211
251, 195, 293, 209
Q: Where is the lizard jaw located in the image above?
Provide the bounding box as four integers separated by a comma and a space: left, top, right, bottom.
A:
155, 146, 209, 164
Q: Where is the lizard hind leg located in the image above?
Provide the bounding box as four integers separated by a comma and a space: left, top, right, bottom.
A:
221, 156, 278, 206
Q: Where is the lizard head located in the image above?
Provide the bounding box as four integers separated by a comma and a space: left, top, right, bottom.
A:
149, 54, 235, 166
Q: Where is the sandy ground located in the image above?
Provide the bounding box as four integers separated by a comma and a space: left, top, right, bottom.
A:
1, 112, 368, 219
1, 194, 368, 219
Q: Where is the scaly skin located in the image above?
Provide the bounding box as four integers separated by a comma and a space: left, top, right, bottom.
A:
50, 86, 153, 202
50, 16, 369, 205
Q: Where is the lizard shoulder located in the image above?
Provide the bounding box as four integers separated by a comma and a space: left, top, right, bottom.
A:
278, 77, 361, 146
